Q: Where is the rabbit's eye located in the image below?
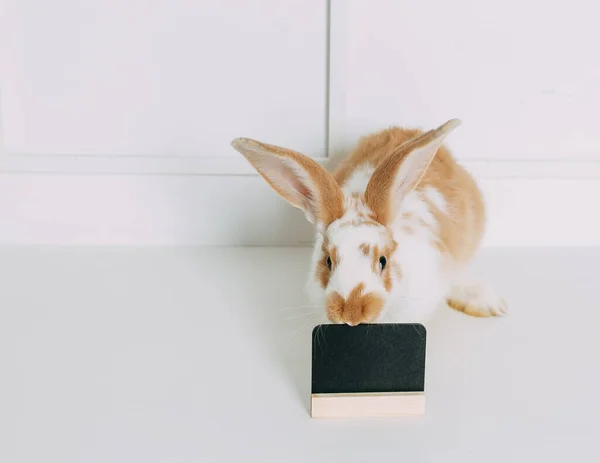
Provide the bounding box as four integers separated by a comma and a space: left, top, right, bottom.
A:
379, 256, 387, 271
326, 256, 332, 270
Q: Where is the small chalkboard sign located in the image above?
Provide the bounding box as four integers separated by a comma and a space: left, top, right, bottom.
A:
310, 323, 427, 418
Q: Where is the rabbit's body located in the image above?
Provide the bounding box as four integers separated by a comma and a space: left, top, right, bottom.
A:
232, 120, 506, 325
320, 127, 498, 322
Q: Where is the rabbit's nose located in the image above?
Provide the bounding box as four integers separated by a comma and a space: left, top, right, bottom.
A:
326, 284, 384, 326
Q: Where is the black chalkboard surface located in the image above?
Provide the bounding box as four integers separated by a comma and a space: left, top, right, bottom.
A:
310, 324, 427, 418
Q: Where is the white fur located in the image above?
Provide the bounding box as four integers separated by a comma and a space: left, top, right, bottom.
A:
384, 202, 448, 323
398, 190, 438, 227
342, 164, 375, 195
387, 188, 450, 321
327, 222, 387, 300
424, 186, 447, 213
306, 185, 451, 324
306, 183, 506, 322
305, 214, 388, 311
448, 278, 508, 317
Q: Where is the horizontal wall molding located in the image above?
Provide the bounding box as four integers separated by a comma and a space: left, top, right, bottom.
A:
463, 159, 600, 180
0, 153, 331, 176
2, 172, 600, 246
2, 153, 600, 179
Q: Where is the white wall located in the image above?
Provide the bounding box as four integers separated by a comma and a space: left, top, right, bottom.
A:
0, 0, 328, 159
1, 0, 599, 246
337, 0, 600, 162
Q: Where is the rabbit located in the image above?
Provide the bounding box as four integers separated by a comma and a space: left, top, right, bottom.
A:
231, 119, 506, 326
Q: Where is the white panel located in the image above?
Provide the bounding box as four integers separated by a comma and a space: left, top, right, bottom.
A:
0, 0, 327, 157
338, 0, 600, 161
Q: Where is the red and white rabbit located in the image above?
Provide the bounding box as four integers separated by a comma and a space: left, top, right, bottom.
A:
231, 119, 506, 326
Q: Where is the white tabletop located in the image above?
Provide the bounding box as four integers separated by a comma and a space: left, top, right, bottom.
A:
1, 247, 598, 462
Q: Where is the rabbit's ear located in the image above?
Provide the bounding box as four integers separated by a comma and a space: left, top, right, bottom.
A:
365, 119, 461, 225
231, 138, 344, 227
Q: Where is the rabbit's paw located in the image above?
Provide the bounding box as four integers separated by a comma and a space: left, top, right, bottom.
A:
446, 282, 507, 317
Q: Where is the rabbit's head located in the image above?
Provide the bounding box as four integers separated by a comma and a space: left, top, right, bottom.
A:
231, 119, 459, 325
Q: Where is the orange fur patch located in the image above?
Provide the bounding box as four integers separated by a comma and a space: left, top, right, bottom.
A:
326, 284, 385, 326
356, 239, 398, 293
419, 157, 485, 264
326, 291, 345, 321
330, 246, 339, 268
332, 130, 419, 188
447, 298, 489, 318
370, 247, 381, 273
383, 268, 393, 292
316, 238, 339, 289
329, 122, 484, 265
362, 125, 457, 225
360, 243, 371, 256
316, 262, 329, 289
376, 241, 397, 292
316, 238, 330, 289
